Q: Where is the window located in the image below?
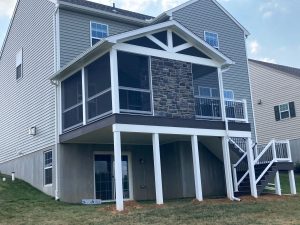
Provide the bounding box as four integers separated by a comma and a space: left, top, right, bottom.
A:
90, 22, 108, 46
16, 49, 23, 80
274, 102, 296, 121
204, 31, 219, 49
61, 71, 83, 130
199, 86, 219, 98
118, 51, 152, 113
224, 90, 234, 100
44, 151, 52, 186
86, 53, 112, 120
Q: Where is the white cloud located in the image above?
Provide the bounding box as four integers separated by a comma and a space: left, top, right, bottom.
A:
260, 57, 276, 64
259, 0, 287, 19
161, 0, 186, 11
249, 40, 260, 54
0, 0, 17, 18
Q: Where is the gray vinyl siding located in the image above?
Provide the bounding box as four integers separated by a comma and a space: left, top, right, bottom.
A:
172, 0, 256, 139
0, 0, 56, 163
249, 62, 300, 145
59, 9, 139, 67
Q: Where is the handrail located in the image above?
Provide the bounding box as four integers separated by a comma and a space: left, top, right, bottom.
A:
229, 138, 246, 154
233, 152, 247, 168
255, 159, 275, 184
253, 141, 273, 164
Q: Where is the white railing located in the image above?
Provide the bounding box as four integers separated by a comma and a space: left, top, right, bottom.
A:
232, 139, 292, 191
195, 97, 248, 122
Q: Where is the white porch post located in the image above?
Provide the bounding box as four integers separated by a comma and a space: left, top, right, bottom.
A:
191, 135, 203, 201
152, 133, 163, 205
274, 171, 282, 196
81, 68, 87, 125
221, 137, 234, 200
246, 138, 258, 198
218, 68, 226, 121
289, 170, 297, 195
113, 131, 124, 211
110, 48, 120, 114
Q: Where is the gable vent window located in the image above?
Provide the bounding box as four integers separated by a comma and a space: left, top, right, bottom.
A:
90, 22, 109, 46
204, 31, 219, 49
16, 49, 23, 80
274, 102, 296, 121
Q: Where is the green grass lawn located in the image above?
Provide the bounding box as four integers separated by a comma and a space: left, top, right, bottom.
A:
0, 174, 300, 225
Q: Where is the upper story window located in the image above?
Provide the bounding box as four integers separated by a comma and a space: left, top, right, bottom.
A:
199, 86, 219, 98
90, 22, 109, 46
204, 31, 219, 49
274, 102, 296, 121
16, 49, 23, 80
44, 150, 53, 186
224, 90, 234, 100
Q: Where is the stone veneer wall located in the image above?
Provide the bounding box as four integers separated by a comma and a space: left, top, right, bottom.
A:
151, 57, 195, 119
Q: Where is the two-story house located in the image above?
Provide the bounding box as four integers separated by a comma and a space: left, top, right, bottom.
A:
249, 59, 300, 163
0, 0, 296, 211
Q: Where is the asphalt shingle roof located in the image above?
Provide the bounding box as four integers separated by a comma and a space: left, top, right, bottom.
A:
60, 0, 154, 21
249, 59, 300, 78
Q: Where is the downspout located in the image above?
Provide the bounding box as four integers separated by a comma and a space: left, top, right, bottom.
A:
221, 67, 241, 202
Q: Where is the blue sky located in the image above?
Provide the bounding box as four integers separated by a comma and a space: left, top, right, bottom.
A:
0, 0, 299, 67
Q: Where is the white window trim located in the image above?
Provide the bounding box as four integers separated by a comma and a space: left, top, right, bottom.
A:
204, 31, 219, 49
279, 103, 290, 120
44, 150, 53, 186
16, 48, 23, 81
90, 21, 109, 47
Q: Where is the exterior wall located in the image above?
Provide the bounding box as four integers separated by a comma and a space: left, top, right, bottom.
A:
151, 57, 196, 119
0, 146, 56, 197
249, 62, 300, 144
59, 141, 225, 203
290, 139, 300, 163
0, 0, 56, 164
59, 9, 139, 67
172, 0, 256, 139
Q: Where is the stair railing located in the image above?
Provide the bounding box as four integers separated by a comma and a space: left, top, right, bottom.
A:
232, 139, 292, 191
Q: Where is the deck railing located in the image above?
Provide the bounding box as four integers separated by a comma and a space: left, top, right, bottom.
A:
195, 97, 248, 122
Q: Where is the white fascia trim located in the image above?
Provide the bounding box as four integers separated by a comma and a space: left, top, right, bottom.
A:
113, 124, 252, 138
163, 0, 250, 37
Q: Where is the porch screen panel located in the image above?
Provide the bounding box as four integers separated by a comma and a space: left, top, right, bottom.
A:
86, 53, 112, 120
62, 71, 83, 130
118, 51, 151, 113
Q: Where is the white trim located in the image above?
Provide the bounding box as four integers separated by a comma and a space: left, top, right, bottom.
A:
204, 31, 219, 49
43, 150, 53, 187
110, 49, 120, 114
81, 68, 87, 125
167, 29, 173, 50
278, 103, 291, 120
146, 34, 169, 51
113, 43, 220, 68
218, 68, 226, 121
113, 124, 252, 138
90, 21, 109, 47
172, 43, 192, 53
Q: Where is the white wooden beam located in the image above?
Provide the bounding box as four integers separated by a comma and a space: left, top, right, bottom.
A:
146, 34, 169, 51
191, 135, 203, 201
246, 138, 258, 198
113, 43, 220, 68
222, 137, 234, 200
152, 133, 163, 205
274, 171, 282, 195
289, 170, 297, 195
110, 49, 120, 113
172, 43, 192, 53
81, 68, 87, 125
113, 131, 124, 211
113, 124, 252, 138
167, 29, 173, 50
218, 68, 226, 121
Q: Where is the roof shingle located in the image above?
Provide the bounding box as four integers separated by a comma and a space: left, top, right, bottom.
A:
249, 59, 300, 78
60, 0, 154, 21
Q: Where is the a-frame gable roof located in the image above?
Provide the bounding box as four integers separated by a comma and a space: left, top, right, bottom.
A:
153, 0, 250, 36
51, 20, 234, 81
